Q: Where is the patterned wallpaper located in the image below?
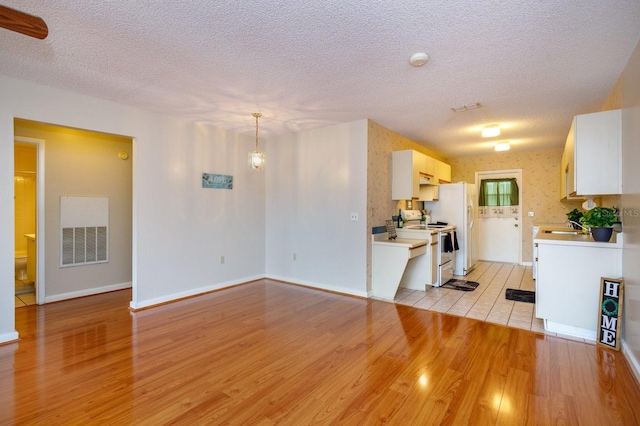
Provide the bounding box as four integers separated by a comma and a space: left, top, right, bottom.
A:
447, 149, 586, 262
366, 120, 444, 290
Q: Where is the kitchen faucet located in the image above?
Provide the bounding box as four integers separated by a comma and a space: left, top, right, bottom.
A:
568, 220, 586, 230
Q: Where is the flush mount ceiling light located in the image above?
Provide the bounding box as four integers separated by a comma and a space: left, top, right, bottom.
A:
495, 141, 510, 152
409, 52, 430, 67
482, 124, 501, 138
249, 112, 265, 171
451, 102, 482, 113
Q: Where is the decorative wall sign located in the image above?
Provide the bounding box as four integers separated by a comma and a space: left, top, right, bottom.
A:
202, 173, 233, 189
597, 277, 624, 351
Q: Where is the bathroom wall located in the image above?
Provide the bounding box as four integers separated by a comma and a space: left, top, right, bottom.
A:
13, 119, 133, 300
14, 143, 36, 258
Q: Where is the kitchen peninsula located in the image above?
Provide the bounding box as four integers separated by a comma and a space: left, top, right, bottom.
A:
534, 227, 623, 340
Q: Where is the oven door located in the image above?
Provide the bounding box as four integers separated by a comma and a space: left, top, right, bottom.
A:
439, 231, 454, 265
438, 231, 455, 285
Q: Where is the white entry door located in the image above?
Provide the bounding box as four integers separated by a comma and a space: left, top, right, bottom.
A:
476, 170, 522, 263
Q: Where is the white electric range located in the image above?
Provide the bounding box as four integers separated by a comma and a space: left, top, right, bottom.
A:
396, 210, 456, 287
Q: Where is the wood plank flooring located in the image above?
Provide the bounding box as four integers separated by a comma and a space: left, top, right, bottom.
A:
2, 280, 640, 425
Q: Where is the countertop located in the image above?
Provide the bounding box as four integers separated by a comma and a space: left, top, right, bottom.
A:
372, 237, 427, 248
534, 226, 623, 248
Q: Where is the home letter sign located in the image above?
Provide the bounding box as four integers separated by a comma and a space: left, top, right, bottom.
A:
597, 277, 624, 351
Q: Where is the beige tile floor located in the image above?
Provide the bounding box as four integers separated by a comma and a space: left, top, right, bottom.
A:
15, 279, 36, 308
385, 260, 594, 344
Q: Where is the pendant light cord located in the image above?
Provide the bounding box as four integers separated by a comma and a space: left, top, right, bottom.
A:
253, 112, 262, 151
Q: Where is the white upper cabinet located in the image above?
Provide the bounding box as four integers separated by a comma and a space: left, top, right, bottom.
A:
561, 109, 621, 198
392, 150, 426, 200
392, 150, 451, 201
435, 159, 451, 184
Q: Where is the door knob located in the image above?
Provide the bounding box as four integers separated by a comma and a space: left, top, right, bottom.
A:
514, 223, 519, 227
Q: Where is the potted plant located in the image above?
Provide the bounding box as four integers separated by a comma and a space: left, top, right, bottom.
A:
579, 206, 619, 242
566, 208, 583, 229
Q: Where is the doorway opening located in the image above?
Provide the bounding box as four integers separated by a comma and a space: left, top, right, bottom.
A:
475, 169, 523, 264
14, 138, 42, 307
13, 119, 133, 310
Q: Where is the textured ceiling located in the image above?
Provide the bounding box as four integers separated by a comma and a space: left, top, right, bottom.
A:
1, 1, 639, 157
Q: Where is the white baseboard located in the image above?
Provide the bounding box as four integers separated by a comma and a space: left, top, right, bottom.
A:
128, 275, 264, 310
520, 261, 533, 267
0, 331, 19, 345
264, 274, 369, 298
45, 281, 132, 303
622, 339, 640, 385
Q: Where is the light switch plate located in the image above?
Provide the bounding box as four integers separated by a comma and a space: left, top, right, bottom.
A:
528, 212, 535, 217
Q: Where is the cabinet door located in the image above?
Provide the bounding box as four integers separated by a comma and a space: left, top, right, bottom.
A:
412, 151, 427, 198
560, 120, 583, 200
392, 150, 426, 200
435, 160, 451, 183
574, 109, 621, 195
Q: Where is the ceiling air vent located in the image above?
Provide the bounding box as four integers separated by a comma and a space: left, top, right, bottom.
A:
451, 102, 482, 113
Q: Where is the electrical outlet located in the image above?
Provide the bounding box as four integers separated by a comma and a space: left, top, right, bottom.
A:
293, 253, 297, 261
220, 255, 225, 264
350, 212, 358, 221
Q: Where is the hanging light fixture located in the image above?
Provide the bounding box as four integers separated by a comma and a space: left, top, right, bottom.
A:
249, 112, 265, 171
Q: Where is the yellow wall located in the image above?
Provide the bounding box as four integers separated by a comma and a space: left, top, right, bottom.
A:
14, 143, 37, 257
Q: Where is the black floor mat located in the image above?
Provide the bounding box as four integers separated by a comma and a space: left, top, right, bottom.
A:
442, 279, 479, 291
505, 288, 535, 303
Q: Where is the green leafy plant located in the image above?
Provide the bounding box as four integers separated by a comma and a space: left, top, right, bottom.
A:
579, 206, 619, 228
566, 208, 583, 223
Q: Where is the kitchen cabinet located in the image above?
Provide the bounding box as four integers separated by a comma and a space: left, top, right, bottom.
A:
392, 150, 427, 200
561, 109, 621, 199
392, 150, 451, 201
534, 230, 622, 340
560, 122, 583, 200
434, 159, 451, 184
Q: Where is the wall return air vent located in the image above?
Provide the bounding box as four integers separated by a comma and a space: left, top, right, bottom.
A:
60, 196, 109, 267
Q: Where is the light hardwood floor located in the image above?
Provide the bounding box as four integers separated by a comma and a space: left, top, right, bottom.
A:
3, 279, 640, 425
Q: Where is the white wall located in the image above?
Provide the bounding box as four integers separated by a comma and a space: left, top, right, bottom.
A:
0, 76, 266, 342
621, 40, 640, 381
265, 120, 369, 296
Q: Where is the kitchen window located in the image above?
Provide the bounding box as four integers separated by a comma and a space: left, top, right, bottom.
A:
478, 178, 519, 207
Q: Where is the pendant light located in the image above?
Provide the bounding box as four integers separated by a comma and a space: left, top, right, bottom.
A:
249, 112, 265, 171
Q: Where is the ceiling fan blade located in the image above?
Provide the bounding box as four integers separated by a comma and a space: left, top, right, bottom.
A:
0, 5, 48, 39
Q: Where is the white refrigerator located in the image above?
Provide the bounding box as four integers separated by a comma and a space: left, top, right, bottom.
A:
425, 182, 478, 276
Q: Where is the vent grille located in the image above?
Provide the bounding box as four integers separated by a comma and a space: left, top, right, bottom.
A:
61, 226, 108, 267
